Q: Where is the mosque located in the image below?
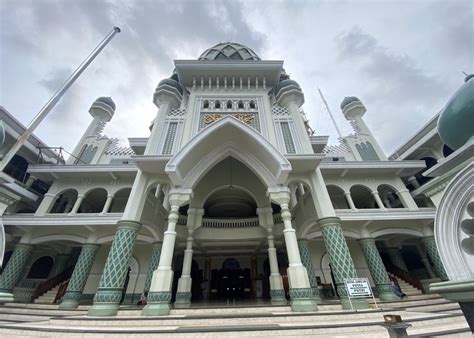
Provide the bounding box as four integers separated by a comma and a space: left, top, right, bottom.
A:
0, 42, 472, 330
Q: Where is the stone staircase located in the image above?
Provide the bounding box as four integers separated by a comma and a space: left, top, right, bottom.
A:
0, 294, 470, 337
388, 272, 424, 297
34, 286, 61, 304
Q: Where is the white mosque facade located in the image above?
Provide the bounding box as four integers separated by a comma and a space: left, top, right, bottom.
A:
0, 43, 459, 317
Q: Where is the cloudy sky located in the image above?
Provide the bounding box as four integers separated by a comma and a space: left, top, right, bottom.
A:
0, 0, 472, 157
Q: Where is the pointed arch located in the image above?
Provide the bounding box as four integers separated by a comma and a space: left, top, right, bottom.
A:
166, 116, 291, 188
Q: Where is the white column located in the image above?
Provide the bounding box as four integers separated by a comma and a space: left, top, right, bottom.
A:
69, 195, 84, 215
344, 191, 357, 210
266, 229, 285, 303
371, 191, 386, 210
101, 195, 114, 214
35, 193, 58, 215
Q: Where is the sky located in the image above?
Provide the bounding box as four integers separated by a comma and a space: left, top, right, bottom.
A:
0, 0, 473, 157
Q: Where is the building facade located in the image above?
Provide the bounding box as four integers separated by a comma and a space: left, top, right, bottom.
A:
0, 42, 450, 317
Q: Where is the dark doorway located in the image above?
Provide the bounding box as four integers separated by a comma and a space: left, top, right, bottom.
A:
27, 256, 54, 279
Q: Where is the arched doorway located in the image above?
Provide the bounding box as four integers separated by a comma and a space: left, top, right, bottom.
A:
217, 258, 251, 301
27, 256, 54, 279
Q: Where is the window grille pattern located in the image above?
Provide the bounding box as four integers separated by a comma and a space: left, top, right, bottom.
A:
281, 122, 296, 153
162, 122, 178, 155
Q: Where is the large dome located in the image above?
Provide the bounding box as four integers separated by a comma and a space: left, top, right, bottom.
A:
199, 42, 261, 61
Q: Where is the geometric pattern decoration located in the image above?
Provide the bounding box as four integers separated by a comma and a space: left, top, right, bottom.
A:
359, 238, 395, 297
175, 291, 192, 303
289, 287, 312, 300
61, 244, 99, 304
0, 243, 33, 292
148, 291, 171, 303
92, 221, 141, 306
297, 239, 320, 299
272, 105, 290, 116
143, 242, 162, 294
386, 247, 408, 272
319, 217, 357, 298
422, 236, 449, 281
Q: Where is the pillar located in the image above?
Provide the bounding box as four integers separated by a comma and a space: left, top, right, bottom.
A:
101, 195, 114, 214
297, 239, 321, 302
344, 192, 356, 210
319, 217, 369, 309
175, 231, 194, 307
69, 195, 84, 214
143, 190, 190, 316
34, 193, 58, 215
359, 238, 398, 301
88, 220, 142, 316
386, 247, 408, 272
396, 189, 419, 210
59, 244, 99, 309
371, 191, 387, 210
416, 244, 436, 279
421, 236, 449, 281
269, 189, 317, 312
0, 243, 33, 303
49, 253, 71, 278
267, 231, 286, 304
143, 242, 162, 295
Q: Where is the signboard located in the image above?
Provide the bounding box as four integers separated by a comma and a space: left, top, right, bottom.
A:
345, 278, 372, 298
344, 277, 378, 310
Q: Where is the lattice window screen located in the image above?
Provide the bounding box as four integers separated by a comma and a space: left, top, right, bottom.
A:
162, 122, 178, 155
280, 122, 296, 154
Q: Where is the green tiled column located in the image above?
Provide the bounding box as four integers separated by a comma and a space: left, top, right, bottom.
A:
88, 220, 141, 316
59, 244, 99, 309
0, 243, 33, 303
297, 239, 321, 302
143, 242, 162, 295
421, 236, 449, 281
318, 217, 368, 309
386, 247, 408, 272
358, 238, 397, 301
49, 254, 71, 278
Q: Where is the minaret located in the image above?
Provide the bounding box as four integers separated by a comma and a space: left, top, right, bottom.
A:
67, 97, 115, 164
340, 96, 387, 160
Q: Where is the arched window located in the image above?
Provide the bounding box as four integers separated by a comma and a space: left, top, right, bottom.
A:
50, 189, 78, 213
226, 100, 233, 109
203, 100, 209, 109
27, 256, 54, 279
214, 100, 221, 109
326, 185, 350, 209
238, 100, 244, 109
109, 188, 132, 213
249, 100, 256, 109
350, 185, 379, 209
222, 258, 240, 270
377, 184, 403, 208
78, 188, 107, 213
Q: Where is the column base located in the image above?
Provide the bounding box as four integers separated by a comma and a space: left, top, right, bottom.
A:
142, 302, 171, 316
291, 298, 318, 312
270, 289, 287, 305
311, 286, 321, 303
340, 297, 369, 310
59, 291, 81, 309
0, 291, 14, 304
88, 303, 119, 316
289, 288, 318, 312
174, 292, 191, 308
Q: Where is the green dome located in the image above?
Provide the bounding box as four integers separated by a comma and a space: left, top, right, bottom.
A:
437, 74, 474, 150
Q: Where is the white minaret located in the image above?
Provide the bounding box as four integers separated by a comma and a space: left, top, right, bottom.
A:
340, 96, 387, 160
67, 97, 115, 164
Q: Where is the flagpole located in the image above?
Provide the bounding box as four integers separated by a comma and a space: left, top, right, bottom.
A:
0, 26, 121, 171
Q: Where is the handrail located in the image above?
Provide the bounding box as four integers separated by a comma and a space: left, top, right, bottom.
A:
386, 263, 424, 292
53, 280, 70, 304
31, 266, 74, 302
176, 213, 284, 228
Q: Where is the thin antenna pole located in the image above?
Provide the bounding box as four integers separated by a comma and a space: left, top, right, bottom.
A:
318, 87, 343, 139
0, 26, 121, 171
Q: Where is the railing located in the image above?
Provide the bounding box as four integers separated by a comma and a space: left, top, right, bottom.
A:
31, 266, 74, 302
386, 263, 424, 292
203, 217, 259, 228
53, 280, 70, 304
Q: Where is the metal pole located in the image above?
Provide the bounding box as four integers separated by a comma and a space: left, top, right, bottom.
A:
317, 87, 344, 139
0, 26, 121, 171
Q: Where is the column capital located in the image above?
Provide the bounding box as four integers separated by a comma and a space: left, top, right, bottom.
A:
117, 220, 142, 231
358, 237, 376, 245
267, 187, 290, 206
317, 216, 342, 228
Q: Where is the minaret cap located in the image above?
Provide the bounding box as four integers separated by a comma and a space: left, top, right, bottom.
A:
340, 96, 366, 120
89, 97, 115, 122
